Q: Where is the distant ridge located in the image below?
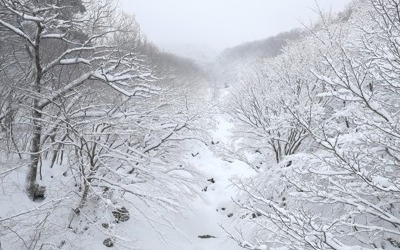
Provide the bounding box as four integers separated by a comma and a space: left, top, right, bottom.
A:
219, 28, 303, 62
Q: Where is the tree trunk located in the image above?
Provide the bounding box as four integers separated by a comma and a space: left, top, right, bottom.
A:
27, 23, 45, 200
27, 103, 44, 200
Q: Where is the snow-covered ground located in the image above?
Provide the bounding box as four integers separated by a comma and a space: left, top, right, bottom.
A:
0, 111, 255, 250
130, 114, 255, 250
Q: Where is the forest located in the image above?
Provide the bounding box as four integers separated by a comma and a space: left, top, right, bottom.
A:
1, 0, 400, 249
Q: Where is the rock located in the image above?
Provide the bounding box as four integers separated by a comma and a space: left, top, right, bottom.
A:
58, 240, 66, 248
227, 213, 233, 218
112, 206, 130, 222
207, 178, 215, 184
198, 235, 216, 239
388, 237, 400, 248
102, 223, 109, 229
252, 212, 262, 218
103, 238, 114, 247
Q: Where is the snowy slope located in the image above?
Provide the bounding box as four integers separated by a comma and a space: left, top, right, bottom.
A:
128, 113, 254, 250
0, 109, 253, 250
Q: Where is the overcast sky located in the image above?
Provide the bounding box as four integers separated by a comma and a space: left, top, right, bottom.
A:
119, 0, 352, 54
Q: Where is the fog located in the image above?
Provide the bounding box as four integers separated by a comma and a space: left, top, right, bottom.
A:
120, 0, 352, 54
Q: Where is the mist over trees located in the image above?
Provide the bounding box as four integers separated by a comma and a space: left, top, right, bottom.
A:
1, 0, 400, 249
209, 29, 303, 92
220, 29, 302, 62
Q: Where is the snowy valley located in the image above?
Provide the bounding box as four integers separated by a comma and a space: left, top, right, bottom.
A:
2, 0, 400, 250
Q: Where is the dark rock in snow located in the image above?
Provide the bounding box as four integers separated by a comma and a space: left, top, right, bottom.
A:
102, 223, 109, 229
112, 207, 130, 222
252, 212, 262, 218
198, 235, 217, 239
207, 178, 215, 184
227, 213, 233, 218
103, 238, 114, 247
191, 152, 199, 157
58, 240, 66, 248
202, 186, 208, 192
388, 237, 400, 248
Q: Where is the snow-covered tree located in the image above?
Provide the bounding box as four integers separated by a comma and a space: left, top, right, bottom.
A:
223, 27, 328, 169
0, 0, 148, 199
228, 0, 400, 249
0, 0, 205, 248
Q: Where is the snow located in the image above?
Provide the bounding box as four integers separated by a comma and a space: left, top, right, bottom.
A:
125, 113, 254, 250
60, 58, 91, 65
0, 112, 255, 250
